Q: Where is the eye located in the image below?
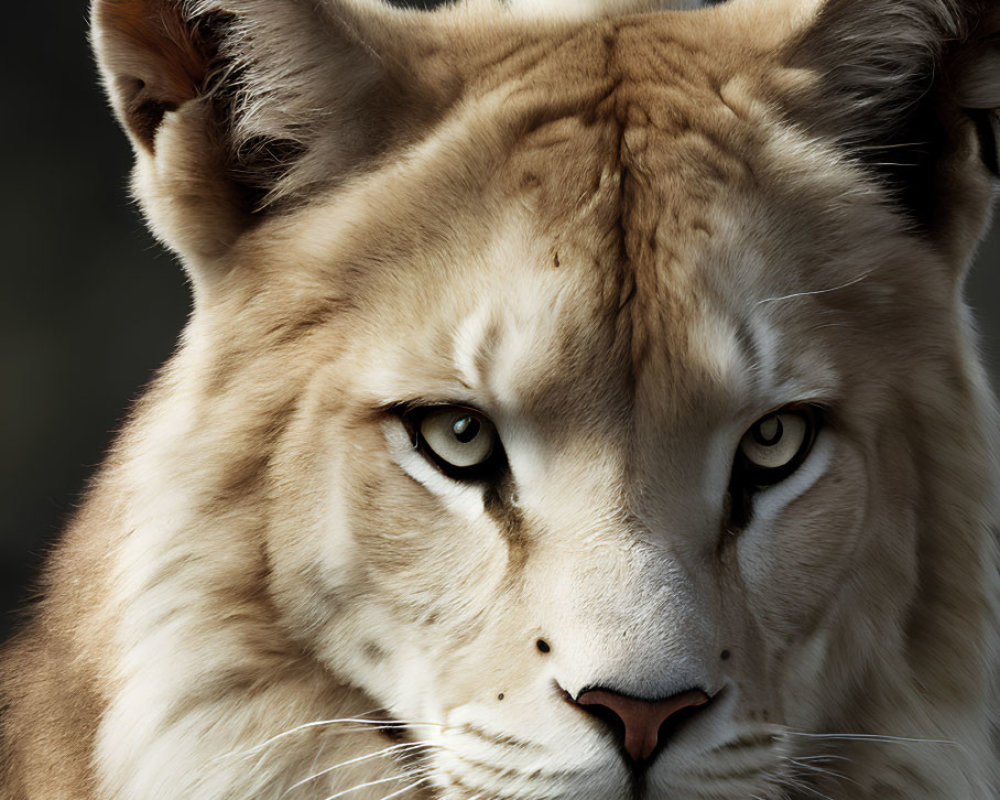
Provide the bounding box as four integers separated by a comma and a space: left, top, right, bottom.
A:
728, 406, 820, 527
402, 405, 503, 479
736, 407, 818, 486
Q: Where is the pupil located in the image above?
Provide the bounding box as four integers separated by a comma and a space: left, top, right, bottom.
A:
753, 416, 783, 446
452, 416, 480, 444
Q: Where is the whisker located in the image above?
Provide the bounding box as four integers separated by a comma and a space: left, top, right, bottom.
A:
784, 731, 958, 747
770, 774, 836, 800
707, 730, 781, 755
307, 742, 327, 778
373, 776, 432, 800
353, 709, 391, 719
793, 754, 851, 764
220, 719, 444, 761
320, 772, 424, 800
283, 742, 436, 795
853, 140, 929, 151
756, 269, 874, 306
788, 756, 851, 784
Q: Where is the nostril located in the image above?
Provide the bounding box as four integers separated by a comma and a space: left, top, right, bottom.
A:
572, 687, 711, 764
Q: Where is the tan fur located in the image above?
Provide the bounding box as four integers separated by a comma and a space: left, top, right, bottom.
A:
3, 1, 998, 798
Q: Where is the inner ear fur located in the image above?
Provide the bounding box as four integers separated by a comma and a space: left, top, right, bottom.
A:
786, 0, 1000, 247
93, 0, 215, 149
91, 0, 450, 270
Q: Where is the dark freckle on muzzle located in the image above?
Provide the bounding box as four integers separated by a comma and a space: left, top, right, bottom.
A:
720, 649, 731, 661
536, 638, 551, 654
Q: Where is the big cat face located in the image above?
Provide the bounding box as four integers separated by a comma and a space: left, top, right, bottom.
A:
2, 2, 994, 800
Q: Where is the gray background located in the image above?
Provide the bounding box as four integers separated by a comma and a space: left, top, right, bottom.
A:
0, 2, 998, 643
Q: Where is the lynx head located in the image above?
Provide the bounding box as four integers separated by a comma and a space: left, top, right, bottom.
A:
89, 0, 1000, 798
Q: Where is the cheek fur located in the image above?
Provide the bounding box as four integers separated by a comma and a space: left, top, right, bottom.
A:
736, 435, 866, 636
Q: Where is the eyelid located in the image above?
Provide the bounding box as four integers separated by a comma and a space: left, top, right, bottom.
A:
747, 399, 830, 423
387, 399, 490, 419
385, 400, 469, 436
737, 406, 822, 479
395, 403, 507, 483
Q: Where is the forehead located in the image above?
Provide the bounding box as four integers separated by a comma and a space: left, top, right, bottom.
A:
468, 16, 793, 406
493, 13, 771, 239
277, 8, 856, 421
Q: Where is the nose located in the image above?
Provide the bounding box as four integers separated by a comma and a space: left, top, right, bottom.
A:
572, 687, 711, 764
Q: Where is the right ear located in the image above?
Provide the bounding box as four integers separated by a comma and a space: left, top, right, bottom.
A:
91, 0, 452, 281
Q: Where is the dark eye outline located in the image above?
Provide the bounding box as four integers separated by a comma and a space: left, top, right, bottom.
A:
396, 404, 508, 482
728, 405, 822, 527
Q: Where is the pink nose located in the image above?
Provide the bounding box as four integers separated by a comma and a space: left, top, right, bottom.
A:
574, 688, 711, 763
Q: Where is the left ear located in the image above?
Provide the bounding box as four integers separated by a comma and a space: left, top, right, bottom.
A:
90, 0, 455, 284
787, 0, 1000, 265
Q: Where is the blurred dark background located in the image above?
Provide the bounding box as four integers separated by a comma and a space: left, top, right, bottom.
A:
1, 2, 998, 645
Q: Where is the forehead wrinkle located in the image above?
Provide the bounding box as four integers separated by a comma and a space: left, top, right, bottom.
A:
599, 26, 769, 399
483, 16, 779, 420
